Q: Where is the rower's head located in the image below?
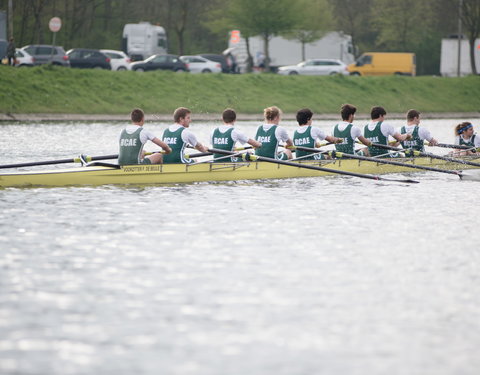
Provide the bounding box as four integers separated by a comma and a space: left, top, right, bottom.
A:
131, 108, 145, 126
222, 108, 236, 125
455, 122, 474, 136
296, 108, 313, 126
407, 109, 421, 125
371, 106, 386, 121
174, 107, 192, 128
341, 104, 356, 122
264, 106, 282, 123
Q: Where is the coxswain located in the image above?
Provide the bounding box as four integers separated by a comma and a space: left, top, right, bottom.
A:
362, 106, 411, 157
398, 109, 438, 152
211, 108, 261, 162
162, 107, 208, 163
255, 106, 293, 160
332, 103, 372, 155
293, 108, 341, 160
118, 108, 171, 166
454, 122, 479, 155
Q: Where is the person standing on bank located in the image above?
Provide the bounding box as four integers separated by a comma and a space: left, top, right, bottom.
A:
255, 106, 293, 160
162, 107, 208, 163
293, 108, 341, 160
211, 108, 261, 162
7, 37, 16, 66
118, 108, 171, 166
333, 103, 372, 155
398, 109, 438, 152
362, 106, 411, 157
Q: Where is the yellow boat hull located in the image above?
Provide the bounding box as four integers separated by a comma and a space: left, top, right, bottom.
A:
0, 157, 479, 188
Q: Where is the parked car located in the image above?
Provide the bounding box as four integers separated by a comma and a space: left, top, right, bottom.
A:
15, 48, 34, 67
130, 54, 188, 72
21, 45, 70, 66
180, 55, 221, 73
66, 48, 111, 69
100, 49, 131, 70
199, 54, 231, 73
277, 59, 349, 75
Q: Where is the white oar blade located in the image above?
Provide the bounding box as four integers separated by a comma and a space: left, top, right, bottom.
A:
460, 170, 480, 181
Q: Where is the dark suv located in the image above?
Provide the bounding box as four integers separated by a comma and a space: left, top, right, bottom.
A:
66, 49, 111, 70
130, 54, 188, 72
22, 45, 70, 66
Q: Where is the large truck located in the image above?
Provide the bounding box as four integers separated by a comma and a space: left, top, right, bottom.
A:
228, 30, 355, 73
122, 22, 167, 61
440, 37, 480, 77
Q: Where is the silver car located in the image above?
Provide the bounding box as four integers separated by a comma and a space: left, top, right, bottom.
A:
180, 55, 222, 73
277, 59, 348, 75
22, 45, 70, 66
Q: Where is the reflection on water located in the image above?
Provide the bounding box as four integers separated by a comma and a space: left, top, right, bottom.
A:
0, 120, 479, 375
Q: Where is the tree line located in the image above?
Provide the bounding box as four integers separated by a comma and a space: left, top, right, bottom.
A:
1, 0, 478, 75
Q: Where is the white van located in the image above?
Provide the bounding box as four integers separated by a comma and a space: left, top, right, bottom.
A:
122, 22, 167, 61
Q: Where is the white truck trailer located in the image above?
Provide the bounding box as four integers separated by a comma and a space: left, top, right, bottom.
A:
440, 37, 480, 77
122, 22, 168, 61
228, 30, 355, 72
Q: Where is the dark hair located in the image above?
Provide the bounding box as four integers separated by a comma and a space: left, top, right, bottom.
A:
296, 108, 313, 125
222, 108, 236, 123
407, 109, 420, 121
341, 104, 356, 121
371, 106, 387, 120
130, 108, 144, 123
174, 107, 191, 123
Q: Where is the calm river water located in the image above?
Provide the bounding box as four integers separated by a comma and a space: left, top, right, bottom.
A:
0, 118, 479, 375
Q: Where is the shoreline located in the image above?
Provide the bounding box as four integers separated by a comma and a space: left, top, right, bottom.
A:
1, 112, 480, 122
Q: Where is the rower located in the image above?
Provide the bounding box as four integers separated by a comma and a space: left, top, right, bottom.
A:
293, 108, 341, 160
255, 106, 293, 160
211, 108, 261, 162
333, 103, 372, 155
118, 108, 171, 166
454, 122, 479, 155
162, 107, 208, 163
362, 106, 411, 157
398, 109, 438, 152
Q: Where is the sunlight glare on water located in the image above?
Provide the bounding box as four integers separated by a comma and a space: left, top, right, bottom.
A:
0, 119, 479, 375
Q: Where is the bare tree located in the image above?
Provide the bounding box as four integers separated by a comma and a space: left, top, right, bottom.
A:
461, 0, 480, 74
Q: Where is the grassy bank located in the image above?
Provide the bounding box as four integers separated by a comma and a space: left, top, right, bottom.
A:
1, 65, 479, 115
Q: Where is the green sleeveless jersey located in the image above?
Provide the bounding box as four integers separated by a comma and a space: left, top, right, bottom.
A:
293, 126, 323, 160
212, 127, 240, 162
162, 126, 190, 164
334, 123, 355, 154
118, 127, 144, 165
401, 126, 424, 151
255, 125, 279, 158
364, 121, 388, 157
459, 134, 476, 149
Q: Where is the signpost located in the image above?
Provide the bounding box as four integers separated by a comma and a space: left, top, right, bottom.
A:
49, 17, 62, 64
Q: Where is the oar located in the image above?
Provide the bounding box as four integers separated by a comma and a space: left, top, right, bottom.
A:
369, 143, 480, 168
0, 154, 119, 169
291, 145, 462, 177
208, 148, 419, 184
427, 142, 472, 150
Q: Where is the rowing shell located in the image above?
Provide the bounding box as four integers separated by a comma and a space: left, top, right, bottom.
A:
1, 156, 479, 188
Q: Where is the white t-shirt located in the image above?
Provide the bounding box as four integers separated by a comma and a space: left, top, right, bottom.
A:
260, 123, 290, 142
120, 124, 156, 144
211, 124, 249, 144
455, 134, 480, 147
365, 121, 397, 138
397, 124, 433, 141
296, 125, 328, 141
167, 124, 199, 147
335, 121, 362, 139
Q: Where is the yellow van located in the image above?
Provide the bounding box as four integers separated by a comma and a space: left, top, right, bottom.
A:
348, 52, 416, 76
